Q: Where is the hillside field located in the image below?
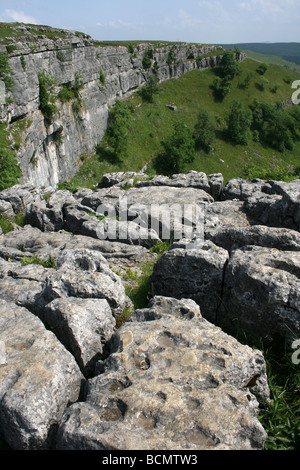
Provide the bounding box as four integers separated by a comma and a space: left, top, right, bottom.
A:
67, 57, 300, 190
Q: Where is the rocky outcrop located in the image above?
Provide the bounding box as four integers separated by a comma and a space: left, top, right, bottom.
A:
0, 24, 232, 188
56, 296, 269, 451
0, 299, 83, 450
0, 173, 299, 450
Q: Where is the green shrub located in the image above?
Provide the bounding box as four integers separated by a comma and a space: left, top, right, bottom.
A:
227, 100, 252, 145
0, 146, 21, 191
155, 121, 195, 175
211, 75, 232, 100
21, 255, 56, 269
194, 109, 216, 152
58, 83, 75, 103
220, 50, 241, 79
167, 52, 174, 66
142, 49, 153, 69
256, 63, 268, 75
0, 52, 14, 91
20, 55, 26, 71
38, 71, 58, 122
150, 241, 172, 255
107, 100, 131, 157
99, 68, 106, 86
139, 75, 159, 103
0, 215, 14, 234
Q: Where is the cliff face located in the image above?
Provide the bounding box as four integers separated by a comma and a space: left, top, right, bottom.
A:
0, 25, 231, 188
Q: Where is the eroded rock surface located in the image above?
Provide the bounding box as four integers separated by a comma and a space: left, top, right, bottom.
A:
0, 175, 299, 450
0, 300, 83, 450
56, 297, 269, 451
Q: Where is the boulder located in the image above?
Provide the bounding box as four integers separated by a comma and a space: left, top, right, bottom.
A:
219, 246, 300, 347
0, 225, 153, 265
135, 170, 211, 194
81, 217, 161, 247
26, 200, 64, 232
206, 225, 300, 252
56, 296, 269, 451
208, 173, 224, 200
35, 249, 127, 318
0, 300, 83, 450
42, 298, 116, 376
0, 184, 42, 214
204, 200, 251, 238
148, 241, 229, 323
99, 171, 148, 188
0, 200, 15, 219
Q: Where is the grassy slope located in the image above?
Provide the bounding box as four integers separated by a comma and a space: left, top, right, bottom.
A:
69, 57, 300, 189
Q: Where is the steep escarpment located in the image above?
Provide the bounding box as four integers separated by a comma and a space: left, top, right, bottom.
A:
0, 24, 233, 188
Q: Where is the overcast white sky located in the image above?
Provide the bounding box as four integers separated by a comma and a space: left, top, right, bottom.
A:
1, 0, 299, 43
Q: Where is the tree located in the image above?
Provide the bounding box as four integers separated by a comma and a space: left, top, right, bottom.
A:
212, 75, 232, 101
155, 121, 195, 175
194, 110, 215, 152
107, 100, 131, 157
0, 146, 21, 191
227, 101, 252, 145
262, 109, 296, 151
140, 75, 159, 102
220, 50, 241, 79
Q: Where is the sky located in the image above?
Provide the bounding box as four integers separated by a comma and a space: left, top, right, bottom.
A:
0, 0, 299, 44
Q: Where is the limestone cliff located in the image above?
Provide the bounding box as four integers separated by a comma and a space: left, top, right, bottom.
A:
0, 24, 234, 188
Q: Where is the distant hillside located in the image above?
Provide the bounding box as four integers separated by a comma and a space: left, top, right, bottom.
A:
221, 43, 300, 64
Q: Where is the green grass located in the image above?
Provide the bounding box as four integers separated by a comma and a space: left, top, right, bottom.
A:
20, 255, 56, 269
258, 342, 300, 450
0, 213, 26, 234
67, 58, 300, 190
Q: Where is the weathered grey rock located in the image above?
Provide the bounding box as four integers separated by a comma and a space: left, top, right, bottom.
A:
219, 246, 300, 347
47, 190, 77, 208
0, 200, 15, 219
38, 249, 126, 317
149, 241, 229, 323
26, 200, 64, 232
222, 178, 273, 201
222, 178, 300, 231
99, 171, 148, 188
56, 296, 269, 451
0, 299, 83, 450
134, 170, 211, 194
206, 225, 300, 252
42, 298, 116, 376
63, 203, 96, 234
204, 200, 251, 238
208, 173, 224, 200
81, 187, 123, 212
268, 179, 300, 230
0, 259, 49, 306
0, 225, 152, 265
0, 184, 42, 214
81, 217, 161, 247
